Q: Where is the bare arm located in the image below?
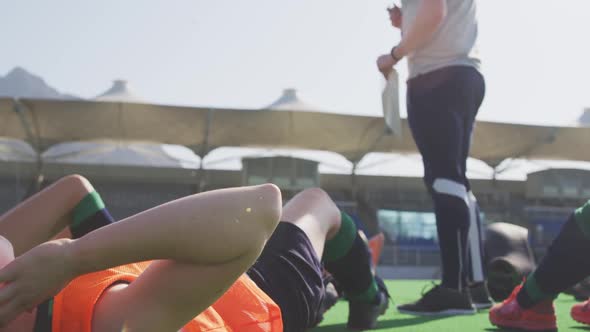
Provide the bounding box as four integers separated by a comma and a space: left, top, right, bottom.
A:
394, 0, 446, 58
71, 183, 281, 272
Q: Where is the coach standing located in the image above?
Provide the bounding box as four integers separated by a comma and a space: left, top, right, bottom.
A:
377, 0, 490, 315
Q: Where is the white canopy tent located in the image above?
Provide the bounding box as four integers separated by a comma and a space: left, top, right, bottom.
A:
43, 140, 200, 168
0, 81, 203, 191
3, 91, 590, 193
40, 140, 202, 184
203, 147, 353, 174
0, 138, 36, 162
0, 138, 38, 207
3, 97, 587, 164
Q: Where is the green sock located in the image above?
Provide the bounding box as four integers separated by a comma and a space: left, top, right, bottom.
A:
324, 212, 380, 303
522, 273, 554, 304
72, 191, 105, 227
70, 191, 113, 238
348, 278, 379, 303
324, 211, 358, 262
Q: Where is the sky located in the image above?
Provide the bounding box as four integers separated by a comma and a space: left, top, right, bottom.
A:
1, 0, 590, 127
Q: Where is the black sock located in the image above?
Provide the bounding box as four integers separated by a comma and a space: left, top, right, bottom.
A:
517, 206, 590, 308
70, 191, 115, 239
323, 212, 379, 303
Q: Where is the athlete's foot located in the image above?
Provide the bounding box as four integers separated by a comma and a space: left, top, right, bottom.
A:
347, 276, 390, 330
397, 284, 476, 316
565, 277, 590, 301
311, 281, 341, 327
489, 283, 557, 332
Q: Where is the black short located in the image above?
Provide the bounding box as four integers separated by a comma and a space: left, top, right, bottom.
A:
247, 222, 325, 332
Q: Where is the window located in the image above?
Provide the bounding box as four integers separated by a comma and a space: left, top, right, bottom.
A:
562, 185, 578, 198
378, 209, 438, 245
243, 157, 319, 189
542, 185, 559, 197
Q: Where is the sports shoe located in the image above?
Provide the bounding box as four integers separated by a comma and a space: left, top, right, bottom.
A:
571, 299, 590, 325
311, 280, 341, 327
489, 283, 557, 331
564, 277, 590, 301
397, 284, 475, 316
469, 281, 494, 309
347, 276, 390, 330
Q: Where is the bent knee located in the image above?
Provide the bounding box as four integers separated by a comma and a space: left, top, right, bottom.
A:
58, 174, 94, 193
298, 187, 330, 200
282, 187, 340, 228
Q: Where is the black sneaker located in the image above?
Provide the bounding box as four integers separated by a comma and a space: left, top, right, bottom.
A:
469, 281, 494, 309
347, 276, 391, 330
397, 284, 475, 316
564, 277, 590, 301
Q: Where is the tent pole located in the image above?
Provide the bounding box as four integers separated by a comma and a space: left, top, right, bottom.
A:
13, 99, 44, 198
350, 160, 359, 199
195, 108, 213, 193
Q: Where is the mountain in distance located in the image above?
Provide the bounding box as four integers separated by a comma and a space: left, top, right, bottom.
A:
0, 67, 79, 99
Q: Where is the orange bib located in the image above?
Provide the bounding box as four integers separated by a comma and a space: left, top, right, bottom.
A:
51, 261, 283, 332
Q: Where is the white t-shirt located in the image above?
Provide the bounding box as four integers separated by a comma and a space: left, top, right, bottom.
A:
401, 0, 481, 79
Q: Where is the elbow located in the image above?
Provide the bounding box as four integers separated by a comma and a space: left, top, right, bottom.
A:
255, 183, 283, 237
238, 183, 282, 259
419, 0, 446, 30
431, 0, 447, 27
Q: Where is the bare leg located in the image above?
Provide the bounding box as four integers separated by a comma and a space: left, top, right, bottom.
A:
280, 188, 342, 259
280, 188, 388, 331
0, 175, 93, 256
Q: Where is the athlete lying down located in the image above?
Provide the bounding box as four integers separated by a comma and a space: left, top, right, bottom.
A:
0, 175, 389, 332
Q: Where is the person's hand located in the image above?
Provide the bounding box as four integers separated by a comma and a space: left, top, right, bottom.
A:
0, 239, 77, 326
377, 54, 396, 79
387, 5, 402, 29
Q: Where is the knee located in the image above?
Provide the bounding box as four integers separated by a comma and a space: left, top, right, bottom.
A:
59, 174, 93, 191
298, 187, 331, 201
430, 178, 470, 228
56, 174, 95, 201
285, 187, 340, 228
298, 188, 340, 216
430, 178, 469, 206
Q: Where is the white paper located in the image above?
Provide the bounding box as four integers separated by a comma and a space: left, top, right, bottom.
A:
381, 69, 402, 138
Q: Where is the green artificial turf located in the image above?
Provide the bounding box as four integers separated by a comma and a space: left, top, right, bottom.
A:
311, 280, 586, 332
